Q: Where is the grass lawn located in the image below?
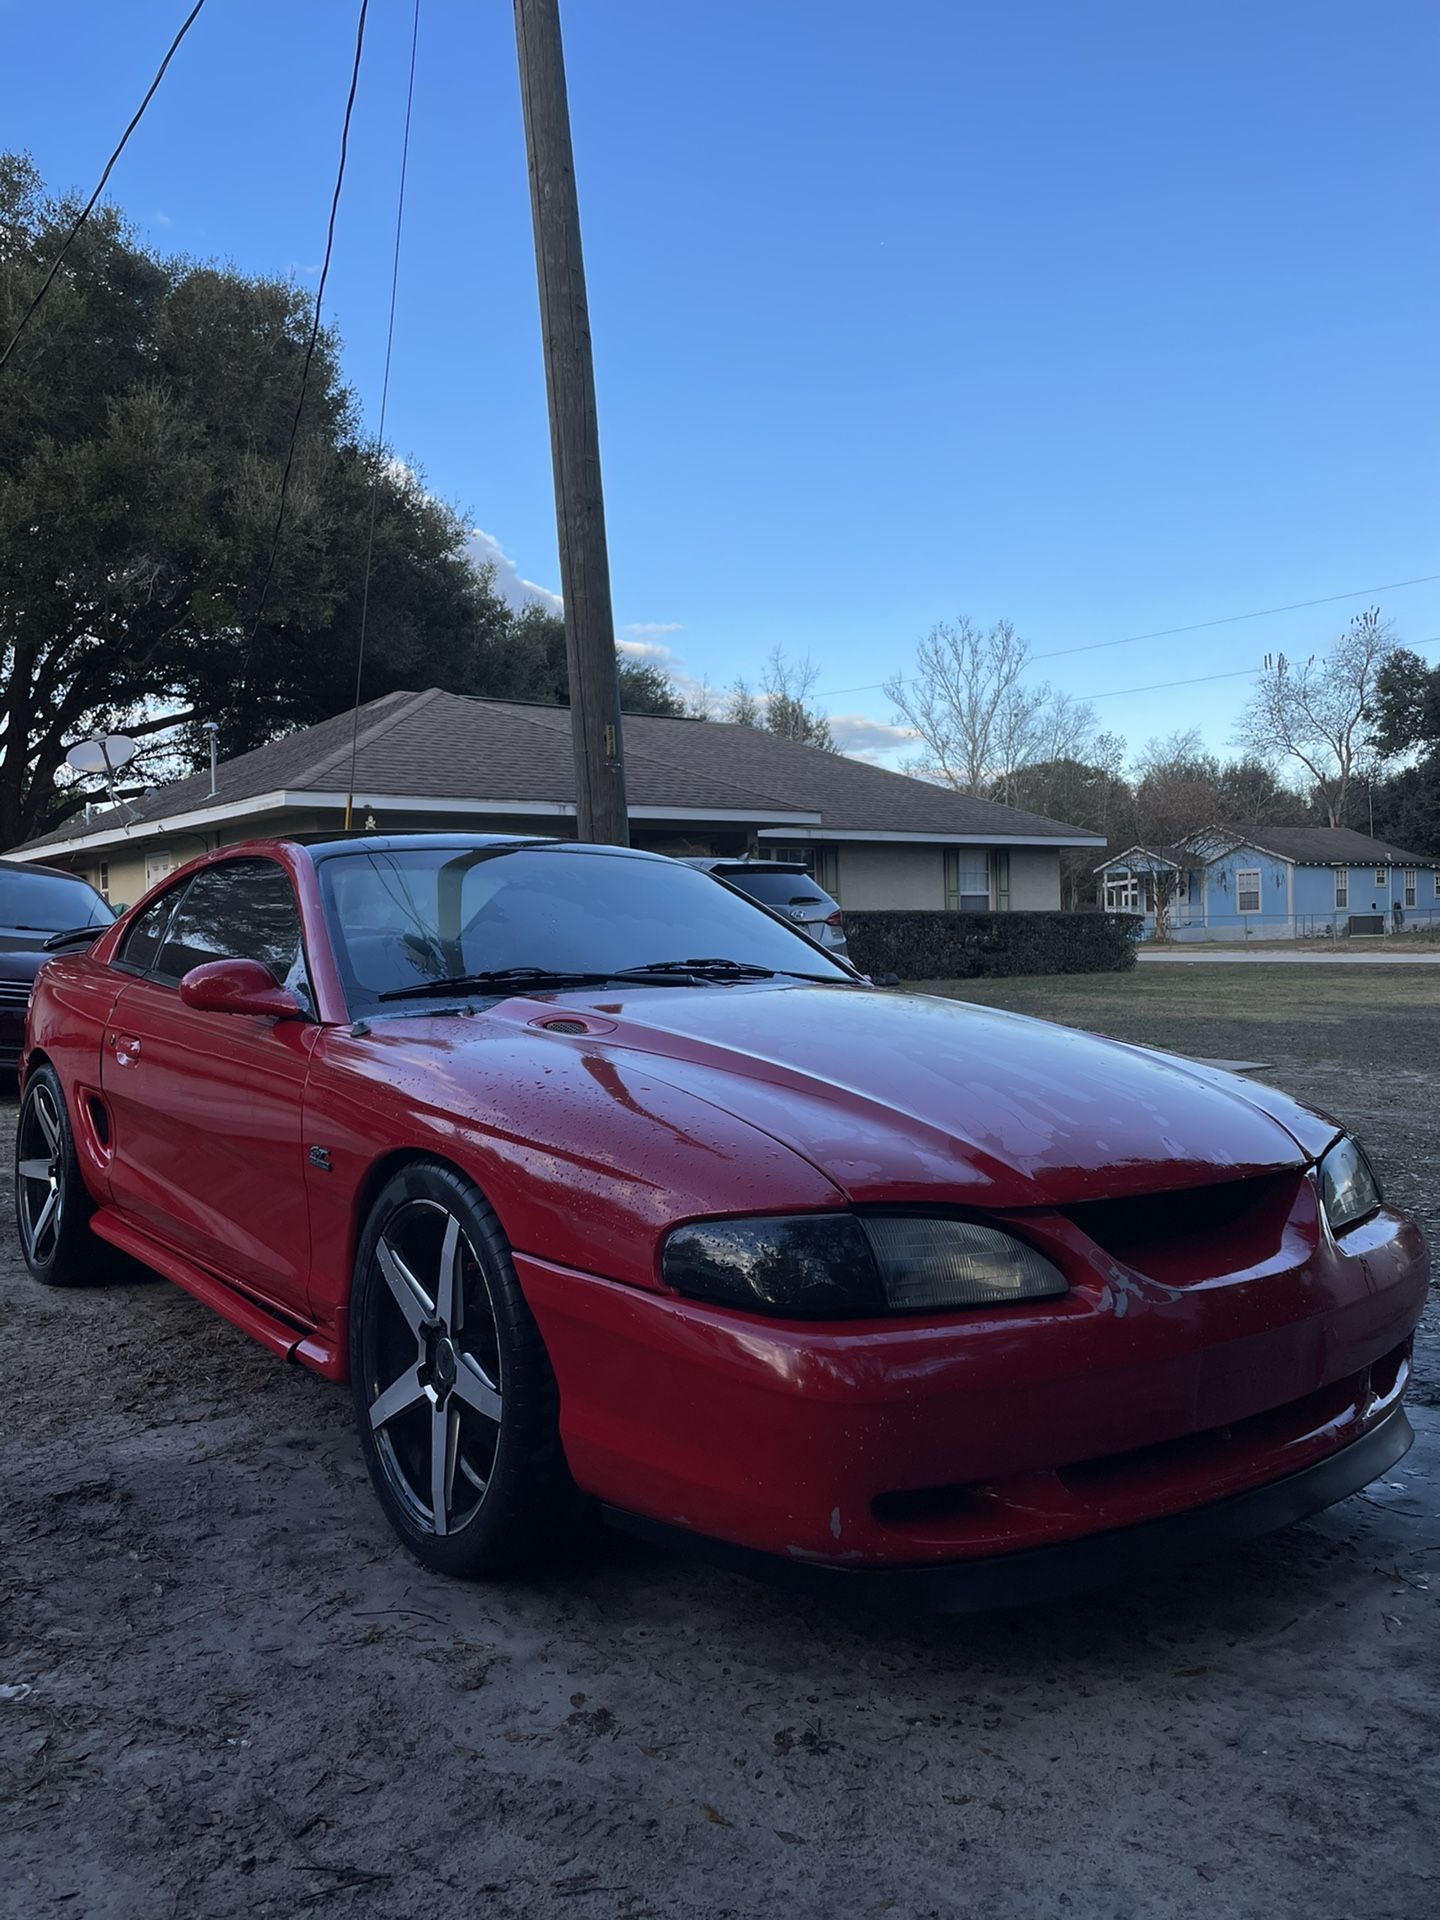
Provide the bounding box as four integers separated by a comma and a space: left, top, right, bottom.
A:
912, 963, 1440, 1396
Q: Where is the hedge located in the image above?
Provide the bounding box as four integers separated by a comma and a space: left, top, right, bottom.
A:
843, 910, 1141, 980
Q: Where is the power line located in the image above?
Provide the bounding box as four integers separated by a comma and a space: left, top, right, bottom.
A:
246, 0, 370, 669
1031, 573, 1440, 663
815, 570, 1440, 699
0, 0, 209, 374
1082, 666, 1260, 702
345, 0, 422, 829
1075, 634, 1440, 706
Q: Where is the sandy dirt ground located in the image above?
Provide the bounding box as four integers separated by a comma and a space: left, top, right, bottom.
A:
3, 972, 1438, 1919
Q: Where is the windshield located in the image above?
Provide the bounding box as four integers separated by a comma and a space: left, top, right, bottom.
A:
0, 866, 113, 932
318, 845, 853, 1016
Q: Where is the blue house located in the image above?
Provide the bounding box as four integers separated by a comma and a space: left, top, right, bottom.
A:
1097, 826, 1440, 942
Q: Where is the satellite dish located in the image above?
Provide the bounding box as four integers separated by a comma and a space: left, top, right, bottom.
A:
65, 734, 138, 776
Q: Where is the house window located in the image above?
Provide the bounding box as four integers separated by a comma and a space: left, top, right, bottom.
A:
1404, 871, 1417, 908
768, 844, 840, 900
97, 861, 110, 902
945, 848, 990, 912
1104, 867, 1140, 913
1375, 867, 1387, 887
1236, 869, 1261, 915
1334, 869, 1348, 910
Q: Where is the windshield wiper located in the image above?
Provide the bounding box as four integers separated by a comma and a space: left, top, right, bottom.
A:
378, 966, 612, 1002
614, 957, 855, 985
615, 957, 776, 980
377, 955, 860, 1004
41, 925, 108, 951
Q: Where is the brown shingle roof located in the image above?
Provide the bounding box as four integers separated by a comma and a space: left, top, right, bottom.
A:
14, 690, 1101, 853
1237, 825, 1439, 868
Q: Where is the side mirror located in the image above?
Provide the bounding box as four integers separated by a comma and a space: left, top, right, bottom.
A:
179, 957, 302, 1019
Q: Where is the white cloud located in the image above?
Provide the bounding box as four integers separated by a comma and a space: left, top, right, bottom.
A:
467, 529, 563, 614
617, 636, 679, 662
827, 713, 920, 763
450, 537, 909, 758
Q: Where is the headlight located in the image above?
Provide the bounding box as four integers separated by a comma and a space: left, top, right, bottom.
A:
1318, 1135, 1382, 1234
661, 1213, 1068, 1318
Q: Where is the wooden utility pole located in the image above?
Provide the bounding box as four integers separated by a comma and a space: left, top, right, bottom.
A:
513, 0, 629, 845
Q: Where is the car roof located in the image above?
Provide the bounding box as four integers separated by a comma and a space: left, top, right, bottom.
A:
0, 857, 103, 884
274, 831, 678, 865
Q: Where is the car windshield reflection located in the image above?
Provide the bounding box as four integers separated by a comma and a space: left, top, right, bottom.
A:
318, 844, 856, 1017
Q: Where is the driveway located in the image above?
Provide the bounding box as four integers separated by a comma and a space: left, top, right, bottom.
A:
3, 1083, 1439, 1919
1138, 946, 1440, 964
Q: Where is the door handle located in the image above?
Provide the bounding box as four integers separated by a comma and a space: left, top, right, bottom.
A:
108, 1032, 142, 1067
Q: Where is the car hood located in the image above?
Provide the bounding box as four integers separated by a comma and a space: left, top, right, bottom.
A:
0, 947, 44, 981
499, 982, 1336, 1209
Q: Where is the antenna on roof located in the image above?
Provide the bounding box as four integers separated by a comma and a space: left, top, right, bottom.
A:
344, 0, 421, 830
65, 735, 139, 820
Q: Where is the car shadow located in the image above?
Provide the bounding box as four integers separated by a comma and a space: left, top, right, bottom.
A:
545, 1414, 1436, 1674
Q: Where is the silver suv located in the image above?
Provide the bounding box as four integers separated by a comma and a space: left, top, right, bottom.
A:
683, 859, 849, 959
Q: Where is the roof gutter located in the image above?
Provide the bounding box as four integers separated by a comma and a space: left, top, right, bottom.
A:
760, 828, 1106, 848
8, 790, 824, 861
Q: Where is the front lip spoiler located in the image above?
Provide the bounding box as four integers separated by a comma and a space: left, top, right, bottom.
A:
602, 1403, 1414, 1614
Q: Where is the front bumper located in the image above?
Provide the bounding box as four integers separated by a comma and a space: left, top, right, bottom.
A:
604, 1402, 1415, 1610
515, 1194, 1429, 1583
0, 1006, 24, 1069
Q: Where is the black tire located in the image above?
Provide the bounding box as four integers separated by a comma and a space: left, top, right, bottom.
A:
14, 1064, 108, 1287
349, 1158, 578, 1577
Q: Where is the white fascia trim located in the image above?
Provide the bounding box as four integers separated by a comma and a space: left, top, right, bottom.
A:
759, 828, 1104, 848
11, 788, 822, 860
7, 789, 303, 861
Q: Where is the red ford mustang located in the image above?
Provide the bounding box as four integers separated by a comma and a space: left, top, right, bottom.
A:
15, 834, 1429, 1606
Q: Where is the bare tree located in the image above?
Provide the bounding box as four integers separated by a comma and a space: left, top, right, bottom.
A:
721, 678, 762, 727
1029, 689, 1106, 778
1118, 731, 1224, 940
1236, 608, 1395, 827
758, 647, 835, 750
885, 618, 1027, 792
1127, 730, 1220, 841
886, 616, 1099, 798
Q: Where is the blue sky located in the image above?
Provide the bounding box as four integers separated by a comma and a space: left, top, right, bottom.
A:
5, 0, 1438, 767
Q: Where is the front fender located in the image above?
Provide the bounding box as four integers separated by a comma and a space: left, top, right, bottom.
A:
299, 1022, 845, 1358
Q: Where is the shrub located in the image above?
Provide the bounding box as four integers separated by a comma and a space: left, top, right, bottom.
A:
844, 910, 1140, 980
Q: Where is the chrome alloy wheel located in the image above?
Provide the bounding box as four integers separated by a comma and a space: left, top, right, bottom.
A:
364, 1199, 504, 1537
16, 1080, 65, 1264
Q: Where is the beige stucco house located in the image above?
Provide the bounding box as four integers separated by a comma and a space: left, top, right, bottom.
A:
8, 689, 1103, 910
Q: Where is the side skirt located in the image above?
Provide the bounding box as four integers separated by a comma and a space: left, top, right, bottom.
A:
88, 1207, 344, 1380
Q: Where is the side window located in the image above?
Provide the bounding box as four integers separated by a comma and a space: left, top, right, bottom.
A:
154, 861, 306, 989
117, 885, 185, 974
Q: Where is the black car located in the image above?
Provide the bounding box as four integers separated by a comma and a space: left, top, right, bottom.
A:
682, 858, 849, 958
0, 861, 114, 1069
